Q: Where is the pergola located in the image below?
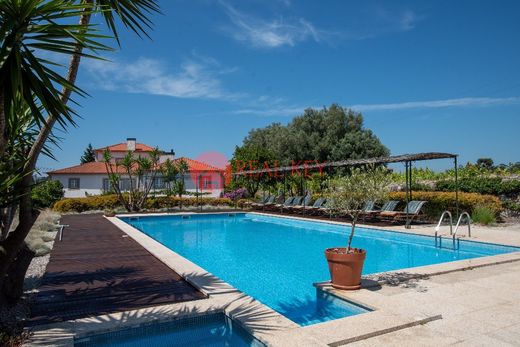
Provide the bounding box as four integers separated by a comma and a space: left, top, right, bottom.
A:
233, 152, 459, 228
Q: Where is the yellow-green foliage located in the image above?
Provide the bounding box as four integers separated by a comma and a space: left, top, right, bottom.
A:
388, 191, 502, 220
53, 195, 121, 212
54, 195, 234, 213
145, 196, 233, 209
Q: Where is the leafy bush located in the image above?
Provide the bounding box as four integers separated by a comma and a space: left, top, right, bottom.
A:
32, 180, 64, 209
435, 177, 520, 197
54, 194, 234, 213
503, 200, 520, 213
471, 206, 496, 225
388, 191, 502, 221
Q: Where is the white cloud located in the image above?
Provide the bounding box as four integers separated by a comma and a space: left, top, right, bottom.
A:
220, 2, 323, 48
399, 9, 418, 31
232, 105, 309, 117
350, 97, 520, 111
231, 96, 520, 117
219, 2, 421, 48
85, 56, 243, 100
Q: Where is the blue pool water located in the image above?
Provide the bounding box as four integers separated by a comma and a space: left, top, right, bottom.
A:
122, 213, 519, 326
74, 313, 263, 347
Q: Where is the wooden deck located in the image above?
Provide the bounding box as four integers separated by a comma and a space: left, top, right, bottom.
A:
28, 214, 205, 326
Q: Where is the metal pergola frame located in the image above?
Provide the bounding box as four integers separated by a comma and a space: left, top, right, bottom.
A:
233, 152, 459, 228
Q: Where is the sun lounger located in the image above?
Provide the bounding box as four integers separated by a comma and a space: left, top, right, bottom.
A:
317, 199, 335, 216
359, 200, 399, 220
379, 200, 427, 224
267, 196, 294, 211
288, 194, 312, 213
252, 195, 277, 209
250, 194, 271, 208
283, 196, 302, 212
304, 197, 327, 215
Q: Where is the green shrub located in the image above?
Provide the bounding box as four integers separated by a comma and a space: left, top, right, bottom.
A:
54, 194, 234, 213
503, 200, 520, 213
471, 206, 496, 225
435, 177, 520, 196
388, 191, 502, 221
32, 180, 64, 209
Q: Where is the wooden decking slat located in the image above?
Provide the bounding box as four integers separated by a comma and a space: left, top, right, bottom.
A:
28, 214, 205, 326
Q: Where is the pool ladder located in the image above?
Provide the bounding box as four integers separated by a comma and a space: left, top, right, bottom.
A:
434, 211, 472, 249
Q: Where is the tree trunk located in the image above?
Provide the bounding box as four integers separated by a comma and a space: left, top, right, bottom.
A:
1, 244, 35, 304
0, 174, 39, 304
347, 213, 358, 252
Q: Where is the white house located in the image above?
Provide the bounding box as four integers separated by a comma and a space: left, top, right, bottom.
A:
48, 138, 226, 198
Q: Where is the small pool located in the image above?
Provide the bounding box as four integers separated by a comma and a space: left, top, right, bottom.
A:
121, 213, 519, 326
74, 313, 263, 346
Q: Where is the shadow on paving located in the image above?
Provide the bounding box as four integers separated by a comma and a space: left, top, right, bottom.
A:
27, 214, 205, 326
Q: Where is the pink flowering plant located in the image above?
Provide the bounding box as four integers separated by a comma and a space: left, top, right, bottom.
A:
224, 188, 248, 201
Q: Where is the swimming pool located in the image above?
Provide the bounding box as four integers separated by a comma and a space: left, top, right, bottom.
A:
121, 213, 519, 326
74, 313, 263, 347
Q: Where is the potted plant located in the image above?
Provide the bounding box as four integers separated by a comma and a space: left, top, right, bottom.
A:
324, 166, 390, 290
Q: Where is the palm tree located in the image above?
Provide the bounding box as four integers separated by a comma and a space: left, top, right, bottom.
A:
162, 159, 180, 196
0, 0, 160, 303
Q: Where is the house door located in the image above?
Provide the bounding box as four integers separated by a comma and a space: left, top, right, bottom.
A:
200, 175, 212, 190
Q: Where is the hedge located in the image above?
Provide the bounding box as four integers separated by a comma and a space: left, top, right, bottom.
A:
435, 177, 520, 197
53, 195, 234, 213
388, 191, 502, 220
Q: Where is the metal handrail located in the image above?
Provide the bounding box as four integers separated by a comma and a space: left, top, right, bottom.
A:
454, 212, 471, 238
58, 224, 69, 241
434, 210, 453, 239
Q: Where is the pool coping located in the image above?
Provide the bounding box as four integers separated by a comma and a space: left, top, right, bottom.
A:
26, 211, 520, 347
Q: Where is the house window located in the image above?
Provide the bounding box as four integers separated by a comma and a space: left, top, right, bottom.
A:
153, 177, 164, 190
120, 178, 135, 191
201, 176, 212, 189
68, 178, 80, 189
102, 178, 111, 192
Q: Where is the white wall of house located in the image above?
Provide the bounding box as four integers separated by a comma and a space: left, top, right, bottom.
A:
182, 172, 224, 198
51, 172, 225, 198
51, 174, 107, 198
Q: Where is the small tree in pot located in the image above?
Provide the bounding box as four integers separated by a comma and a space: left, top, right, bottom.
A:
325, 166, 390, 290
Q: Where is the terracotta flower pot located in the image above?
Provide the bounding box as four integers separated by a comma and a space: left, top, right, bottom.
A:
325, 248, 366, 290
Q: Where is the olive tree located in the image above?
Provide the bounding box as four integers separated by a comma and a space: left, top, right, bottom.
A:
326, 166, 390, 252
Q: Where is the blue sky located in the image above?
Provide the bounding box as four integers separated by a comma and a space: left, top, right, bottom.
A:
40, 0, 520, 172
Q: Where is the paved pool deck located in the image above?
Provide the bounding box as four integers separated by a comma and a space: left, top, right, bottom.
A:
27, 211, 520, 346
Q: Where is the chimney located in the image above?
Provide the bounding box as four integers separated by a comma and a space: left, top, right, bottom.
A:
159, 149, 175, 163
127, 137, 136, 151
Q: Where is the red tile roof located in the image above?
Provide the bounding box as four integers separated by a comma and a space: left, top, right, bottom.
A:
173, 157, 224, 172
48, 157, 225, 175
94, 142, 155, 152
48, 162, 126, 175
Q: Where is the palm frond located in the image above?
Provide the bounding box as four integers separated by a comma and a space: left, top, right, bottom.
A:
95, 0, 160, 44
